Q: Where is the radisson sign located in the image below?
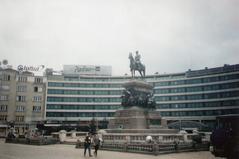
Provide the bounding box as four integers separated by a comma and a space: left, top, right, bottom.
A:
63, 65, 112, 76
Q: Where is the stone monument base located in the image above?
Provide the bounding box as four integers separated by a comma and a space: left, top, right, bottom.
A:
108, 107, 147, 129
108, 106, 166, 129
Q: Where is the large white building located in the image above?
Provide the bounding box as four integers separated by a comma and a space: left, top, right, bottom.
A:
45, 64, 239, 130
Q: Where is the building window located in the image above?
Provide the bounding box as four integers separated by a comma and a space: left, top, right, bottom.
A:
109, 90, 121, 95
64, 90, 78, 95
64, 83, 79, 87
16, 96, 26, 102
34, 77, 42, 83
155, 89, 169, 94
0, 85, 10, 91
34, 86, 38, 92
187, 94, 203, 100
157, 104, 170, 109
17, 85, 27, 92
0, 105, 7, 112
0, 95, 8, 101
171, 80, 185, 85
34, 86, 42, 92
155, 96, 170, 101
18, 76, 27, 82
186, 87, 202, 92
0, 115, 7, 121
16, 105, 25, 112
33, 106, 41, 112
95, 98, 109, 102
171, 88, 185, 93
109, 84, 122, 88
171, 96, 186, 101
33, 96, 42, 102
48, 82, 64, 87
46, 112, 114, 117
109, 98, 121, 102
186, 79, 202, 84
16, 116, 24, 122
94, 90, 108, 95
95, 84, 108, 88
3, 74, 11, 81
204, 93, 220, 99
155, 82, 170, 86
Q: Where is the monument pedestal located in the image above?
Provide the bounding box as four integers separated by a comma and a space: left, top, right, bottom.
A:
108, 79, 166, 129
108, 79, 164, 129
108, 106, 165, 129
108, 106, 147, 129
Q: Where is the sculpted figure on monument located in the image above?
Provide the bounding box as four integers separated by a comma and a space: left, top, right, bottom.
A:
135, 51, 141, 68
121, 87, 156, 109
129, 51, 146, 78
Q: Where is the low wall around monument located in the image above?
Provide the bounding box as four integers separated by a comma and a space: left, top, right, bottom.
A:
73, 132, 210, 156
100, 142, 210, 155
98, 130, 210, 155
102, 133, 187, 144
105, 129, 179, 134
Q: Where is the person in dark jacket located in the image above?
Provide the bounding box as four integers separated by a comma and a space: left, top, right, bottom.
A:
84, 135, 92, 157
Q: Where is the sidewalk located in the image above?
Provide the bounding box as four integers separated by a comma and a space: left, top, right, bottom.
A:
0, 140, 223, 159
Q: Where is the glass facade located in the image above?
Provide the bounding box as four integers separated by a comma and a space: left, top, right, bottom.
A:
153, 68, 239, 129
46, 79, 124, 121
48, 89, 122, 95
47, 104, 121, 110
46, 112, 114, 117
48, 82, 122, 88
46, 64, 239, 129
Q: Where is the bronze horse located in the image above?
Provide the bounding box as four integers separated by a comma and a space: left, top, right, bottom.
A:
129, 53, 145, 78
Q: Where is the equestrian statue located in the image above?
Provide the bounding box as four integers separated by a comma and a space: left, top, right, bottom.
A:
128, 51, 146, 78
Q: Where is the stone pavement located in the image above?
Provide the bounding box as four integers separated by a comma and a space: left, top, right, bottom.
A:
0, 139, 223, 159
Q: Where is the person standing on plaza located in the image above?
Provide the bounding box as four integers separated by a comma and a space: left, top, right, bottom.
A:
84, 134, 92, 157
93, 134, 101, 157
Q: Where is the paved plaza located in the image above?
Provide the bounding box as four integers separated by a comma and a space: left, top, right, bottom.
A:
0, 139, 224, 159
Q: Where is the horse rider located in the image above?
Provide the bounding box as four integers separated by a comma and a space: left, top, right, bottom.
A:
135, 51, 141, 69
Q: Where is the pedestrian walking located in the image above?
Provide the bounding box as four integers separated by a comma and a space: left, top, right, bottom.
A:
84, 134, 92, 157
93, 134, 101, 157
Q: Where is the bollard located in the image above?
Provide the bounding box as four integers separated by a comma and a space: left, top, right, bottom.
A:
124, 142, 128, 152
153, 143, 159, 156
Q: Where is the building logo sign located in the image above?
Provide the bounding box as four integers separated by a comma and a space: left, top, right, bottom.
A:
63, 65, 111, 76
74, 65, 96, 73
17, 65, 45, 72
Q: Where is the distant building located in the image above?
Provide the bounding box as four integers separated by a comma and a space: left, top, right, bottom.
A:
0, 68, 46, 137
1, 63, 239, 136
45, 64, 239, 130
154, 64, 239, 129
45, 65, 120, 129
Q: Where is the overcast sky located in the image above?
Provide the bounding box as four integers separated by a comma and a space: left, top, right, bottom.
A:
0, 0, 238, 76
